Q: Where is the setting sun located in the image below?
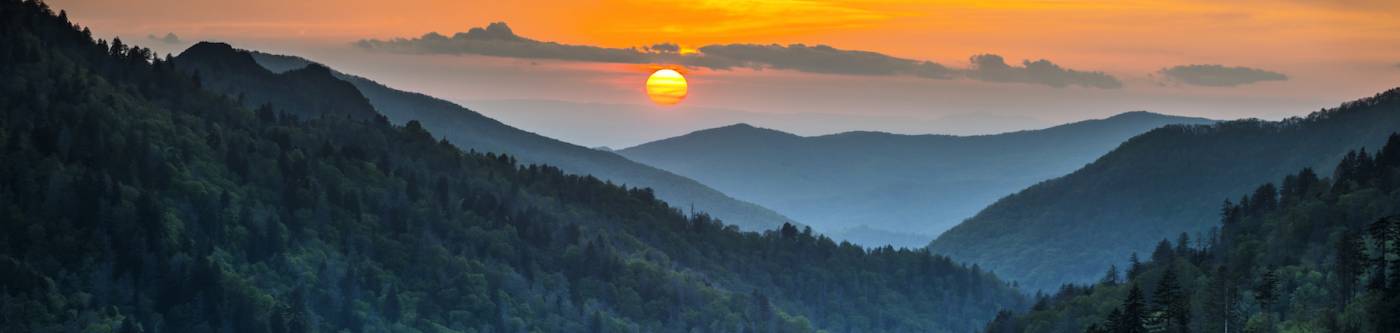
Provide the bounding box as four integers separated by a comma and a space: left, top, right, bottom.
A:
645, 68, 687, 106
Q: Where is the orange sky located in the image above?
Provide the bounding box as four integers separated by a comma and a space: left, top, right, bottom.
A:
50, 0, 1400, 69
45, 0, 1400, 147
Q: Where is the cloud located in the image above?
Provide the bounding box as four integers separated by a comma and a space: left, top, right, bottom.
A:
147, 32, 181, 44
1157, 64, 1288, 87
965, 54, 1122, 89
690, 43, 956, 79
357, 22, 652, 63
647, 43, 680, 54
356, 22, 1120, 89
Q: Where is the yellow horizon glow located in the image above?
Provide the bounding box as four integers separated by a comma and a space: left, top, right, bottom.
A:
46, 0, 1400, 80
646, 69, 688, 106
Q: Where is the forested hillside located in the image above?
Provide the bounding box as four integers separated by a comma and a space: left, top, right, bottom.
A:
619, 113, 1212, 247
931, 89, 1400, 292
0, 1, 1023, 332
243, 50, 793, 232
983, 135, 1400, 333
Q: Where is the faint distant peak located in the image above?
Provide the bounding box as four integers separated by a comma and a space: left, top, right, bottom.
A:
623, 123, 799, 151
1103, 110, 1214, 124
693, 123, 798, 138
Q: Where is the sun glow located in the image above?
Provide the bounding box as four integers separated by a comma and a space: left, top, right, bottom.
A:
645, 69, 688, 106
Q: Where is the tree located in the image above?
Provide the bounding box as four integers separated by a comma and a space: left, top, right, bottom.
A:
1152, 239, 1175, 264
1153, 269, 1189, 333
384, 285, 402, 322
1254, 269, 1279, 332
1201, 266, 1239, 333
1115, 284, 1148, 333
1100, 265, 1120, 286
1175, 233, 1191, 257
1128, 253, 1144, 280
1335, 230, 1365, 305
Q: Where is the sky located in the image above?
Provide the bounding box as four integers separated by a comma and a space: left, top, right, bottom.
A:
49, 0, 1400, 147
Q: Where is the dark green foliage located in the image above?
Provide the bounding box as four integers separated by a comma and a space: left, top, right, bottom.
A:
982, 134, 1400, 332
932, 88, 1400, 292
0, 2, 1023, 332
1151, 269, 1188, 333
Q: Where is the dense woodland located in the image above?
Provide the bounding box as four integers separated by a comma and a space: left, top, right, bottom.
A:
0, 1, 1023, 332
932, 87, 1400, 292
984, 135, 1400, 332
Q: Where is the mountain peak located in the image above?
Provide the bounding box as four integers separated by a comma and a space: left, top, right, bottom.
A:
175, 41, 263, 71
287, 62, 334, 76
719, 123, 757, 130
690, 123, 798, 139
185, 41, 234, 53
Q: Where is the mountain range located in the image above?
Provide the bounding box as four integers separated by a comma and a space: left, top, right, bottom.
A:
172, 42, 793, 232
619, 113, 1213, 247
461, 98, 1050, 149
931, 88, 1400, 292
0, 2, 1023, 331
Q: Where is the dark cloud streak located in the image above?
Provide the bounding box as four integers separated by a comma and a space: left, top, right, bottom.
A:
966, 54, 1121, 89
356, 22, 1122, 89
147, 32, 181, 44
1158, 64, 1288, 87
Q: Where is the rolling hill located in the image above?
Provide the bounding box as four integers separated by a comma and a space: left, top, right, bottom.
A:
984, 134, 1400, 333
931, 88, 1400, 292
618, 113, 1213, 247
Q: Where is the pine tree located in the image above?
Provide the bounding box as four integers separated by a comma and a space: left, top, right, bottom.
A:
1335, 230, 1365, 305
1152, 239, 1175, 263
1153, 269, 1189, 333
1254, 269, 1280, 331
1116, 284, 1148, 333
1201, 266, 1238, 333
1128, 253, 1144, 280
1101, 265, 1120, 286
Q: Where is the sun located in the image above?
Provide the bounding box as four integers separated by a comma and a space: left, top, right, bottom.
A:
645, 69, 688, 106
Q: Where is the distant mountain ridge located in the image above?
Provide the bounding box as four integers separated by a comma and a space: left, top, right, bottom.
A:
619, 111, 1214, 247
178, 44, 794, 231
175, 42, 379, 121
930, 87, 1400, 292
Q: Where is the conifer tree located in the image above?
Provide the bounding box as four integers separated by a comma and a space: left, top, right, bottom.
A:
1115, 284, 1148, 333
1153, 269, 1189, 333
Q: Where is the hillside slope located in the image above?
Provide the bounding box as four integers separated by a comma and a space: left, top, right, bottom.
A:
984, 135, 1400, 333
243, 51, 793, 231
931, 88, 1400, 292
0, 2, 1023, 332
619, 113, 1212, 247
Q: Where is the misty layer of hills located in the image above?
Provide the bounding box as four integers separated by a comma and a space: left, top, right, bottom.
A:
932, 89, 1400, 292
461, 98, 1050, 149
182, 45, 793, 232
619, 113, 1212, 247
